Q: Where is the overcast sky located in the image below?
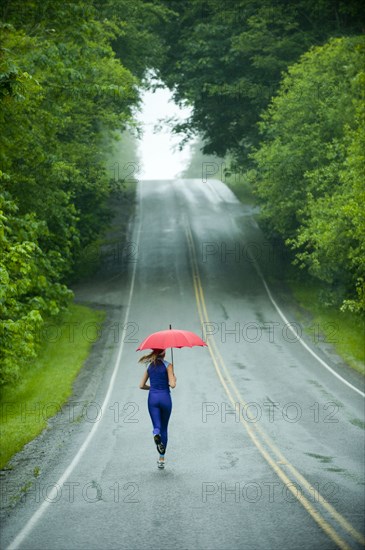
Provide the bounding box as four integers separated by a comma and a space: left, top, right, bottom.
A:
136, 86, 194, 180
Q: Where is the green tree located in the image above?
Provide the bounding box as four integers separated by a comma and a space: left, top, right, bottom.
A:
0, 0, 165, 384
252, 36, 365, 312
156, 0, 365, 165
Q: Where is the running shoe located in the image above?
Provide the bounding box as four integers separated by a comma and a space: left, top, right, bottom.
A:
157, 457, 165, 469
154, 434, 165, 455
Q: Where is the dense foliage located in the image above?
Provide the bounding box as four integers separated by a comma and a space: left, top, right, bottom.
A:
156, 0, 365, 314
0, 0, 168, 384
157, 0, 364, 160
252, 36, 365, 312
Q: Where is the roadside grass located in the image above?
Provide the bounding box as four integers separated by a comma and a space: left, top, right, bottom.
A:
225, 173, 257, 206
0, 304, 105, 470
287, 275, 365, 376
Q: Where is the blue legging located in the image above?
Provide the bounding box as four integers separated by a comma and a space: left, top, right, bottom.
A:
148, 391, 172, 451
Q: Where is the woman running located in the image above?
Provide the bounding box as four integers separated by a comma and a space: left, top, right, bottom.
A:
139, 349, 177, 469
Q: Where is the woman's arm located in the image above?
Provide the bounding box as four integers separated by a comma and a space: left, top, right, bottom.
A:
167, 363, 177, 388
139, 370, 150, 390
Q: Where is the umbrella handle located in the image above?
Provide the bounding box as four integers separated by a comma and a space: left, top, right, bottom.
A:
169, 324, 174, 366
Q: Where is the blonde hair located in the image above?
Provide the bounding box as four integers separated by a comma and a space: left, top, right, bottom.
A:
138, 349, 165, 366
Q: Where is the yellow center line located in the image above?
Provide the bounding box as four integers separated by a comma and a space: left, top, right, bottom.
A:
185, 221, 363, 549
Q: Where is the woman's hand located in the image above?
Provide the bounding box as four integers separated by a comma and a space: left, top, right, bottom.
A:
139, 369, 150, 390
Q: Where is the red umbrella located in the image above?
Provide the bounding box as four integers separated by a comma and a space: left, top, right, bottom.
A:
136, 325, 207, 364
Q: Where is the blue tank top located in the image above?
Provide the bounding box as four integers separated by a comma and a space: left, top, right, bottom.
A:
147, 359, 170, 392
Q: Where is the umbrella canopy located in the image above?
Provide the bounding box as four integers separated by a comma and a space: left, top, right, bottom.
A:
136, 329, 207, 351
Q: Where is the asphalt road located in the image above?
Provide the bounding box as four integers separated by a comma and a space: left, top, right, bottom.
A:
2, 179, 365, 550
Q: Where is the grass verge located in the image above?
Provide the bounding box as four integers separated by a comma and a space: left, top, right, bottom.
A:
0, 304, 105, 469
225, 172, 256, 206
286, 275, 365, 376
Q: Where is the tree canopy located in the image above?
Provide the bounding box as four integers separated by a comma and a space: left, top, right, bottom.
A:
156, 0, 365, 162
0, 0, 169, 384
156, 0, 365, 314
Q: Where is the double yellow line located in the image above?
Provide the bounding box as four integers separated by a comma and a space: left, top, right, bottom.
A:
185, 220, 364, 550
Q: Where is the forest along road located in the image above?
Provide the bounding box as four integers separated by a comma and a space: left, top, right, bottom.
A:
2, 179, 364, 550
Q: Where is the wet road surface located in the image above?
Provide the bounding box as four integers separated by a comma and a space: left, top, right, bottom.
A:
2, 179, 365, 550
